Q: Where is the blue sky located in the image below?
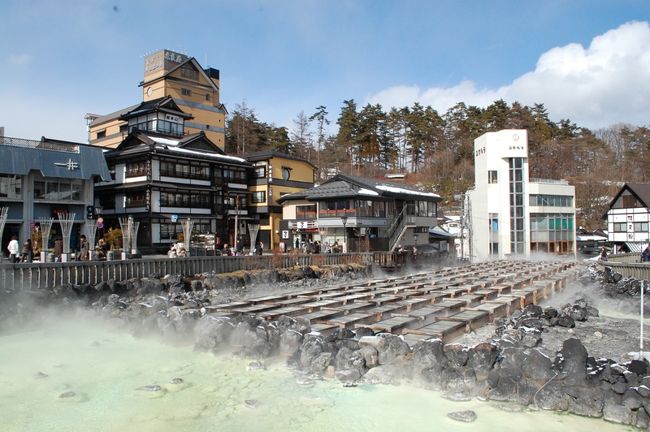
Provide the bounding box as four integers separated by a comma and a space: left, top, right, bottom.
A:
1, 0, 650, 142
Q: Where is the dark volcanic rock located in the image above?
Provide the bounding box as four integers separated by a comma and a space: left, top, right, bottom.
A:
558, 338, 588, 384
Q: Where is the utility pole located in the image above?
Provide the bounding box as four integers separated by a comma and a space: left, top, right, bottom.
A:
234, 195, 239, 253
460, 194, 465, 260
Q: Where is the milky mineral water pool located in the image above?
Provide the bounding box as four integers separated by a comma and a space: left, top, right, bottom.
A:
0, 312, 634, 432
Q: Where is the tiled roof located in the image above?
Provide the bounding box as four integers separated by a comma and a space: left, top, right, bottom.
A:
278, 173, 441, 203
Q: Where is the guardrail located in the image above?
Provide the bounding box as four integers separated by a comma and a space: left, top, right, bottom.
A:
597, 253, 650, 280
0, 253, 375, 291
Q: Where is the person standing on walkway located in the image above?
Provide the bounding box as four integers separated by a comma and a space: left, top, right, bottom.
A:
21, 239, 33, 263
7, 235, 19, 263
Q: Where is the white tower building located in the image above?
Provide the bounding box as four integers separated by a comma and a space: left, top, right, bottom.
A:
466, 129, 576, 261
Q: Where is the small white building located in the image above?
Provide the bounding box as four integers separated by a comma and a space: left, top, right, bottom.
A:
605, 183, 650, 252
466, 129, 576, 261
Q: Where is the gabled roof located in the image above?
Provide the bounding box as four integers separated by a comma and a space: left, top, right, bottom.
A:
89, 104, 138, 127
0, 136, 111, 181
245, 150, 317, 169
608, 183, 650, 209
108, 130, 248, 164
142, 57, 220, 91
278, 173, 440, 203
121, 96, 193, 120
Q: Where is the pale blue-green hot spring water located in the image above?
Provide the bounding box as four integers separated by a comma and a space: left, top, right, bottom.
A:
0, 311, 636, 432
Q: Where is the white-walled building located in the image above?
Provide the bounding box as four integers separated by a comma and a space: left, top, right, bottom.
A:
605, 183, 650, 252
466, 129, 576, 261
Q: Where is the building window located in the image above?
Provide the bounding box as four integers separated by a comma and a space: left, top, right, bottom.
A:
205, 93, 211, 101
282, 167, 291, 181
125, 192, 147, 208
97, 130, 106, 139
161, 191, 210, 208
529, 194, 572, 207
180, 65, 199, 81
296, 205, 317, 220
0, 174, 21, 199
190, 164, 210, 180
223, 168, 246, 181
161, 161, 196, 178
34, 180, 82, 201
634, 222, 649, 232
509, 157, 525, 254
181, 88, 192, 96
254, 166, 266, 178
613, 222, 627, 232
251, 191, 266, 204
489, 213, 499, 256
126, 161, 147, 178
160, 223, 183, 240
488, 170, 498, 184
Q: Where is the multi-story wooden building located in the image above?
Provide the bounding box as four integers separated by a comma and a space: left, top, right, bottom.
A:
86, 49, 226, 149
278, 174, 440, 253
245, 151, 316, 250
94, 99, 250, 254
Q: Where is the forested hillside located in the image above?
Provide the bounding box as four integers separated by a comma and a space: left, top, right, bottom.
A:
225, 99, 650, 230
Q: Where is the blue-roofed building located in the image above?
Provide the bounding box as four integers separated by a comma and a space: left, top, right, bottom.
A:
0, 135, 111, 255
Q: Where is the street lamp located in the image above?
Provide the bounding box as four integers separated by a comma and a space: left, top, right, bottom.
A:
341, 215, 348, 253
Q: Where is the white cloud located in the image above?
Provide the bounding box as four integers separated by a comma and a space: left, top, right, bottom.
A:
367, 21, 650, 128
7, 53, 32, 65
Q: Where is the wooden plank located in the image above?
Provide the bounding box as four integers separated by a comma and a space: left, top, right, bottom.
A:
248, 294, 289, 304
326, 312, 377, 328
339, 293, 374, 304
441, 310, 490, 332
473, 289, 499, 301
402, 332, 434, 346
299, 299, 345, 312
309, 323, 338, 335
433, 299, 465, 314
298, 309, 344, 323
395, 297, 431, 312
464, 301, 508, 322
278, 297, 313, 307
511, 287, 537, 305
231, 303, 281, 314
392, 305, 446, 326
369, 304, 407, 321
453, 293, 484, 308
258, 306, 309, 320
205, 301, 250, 311
403, 320, 466, 343
322, 301, 374, 313
369, 295, 401, 306
488, 295, 524, 312
440, 287, 467, 298
364, 316, 418, 333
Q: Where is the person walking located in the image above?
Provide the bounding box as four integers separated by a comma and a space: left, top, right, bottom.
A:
642, 244, 650, 263
7, 235, 19, 263
78, 235, 89, 261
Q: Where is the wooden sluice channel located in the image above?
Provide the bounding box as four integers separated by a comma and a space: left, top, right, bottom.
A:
206, 260, 577, 344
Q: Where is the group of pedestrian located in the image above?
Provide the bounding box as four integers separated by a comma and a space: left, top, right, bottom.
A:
7, 235, 32, 263
6, 234, 106, 263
